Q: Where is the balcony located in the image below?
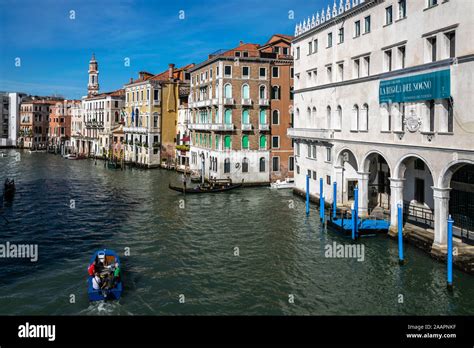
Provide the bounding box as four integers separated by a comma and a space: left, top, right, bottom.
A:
188, 123, 212, 131
123, 126, 148, 134
241, 123, 252, 131
211, 98, 219, 106
241, 98, 252, 106
211, 123, 234, 131
223, 98, 235, 106
259, 99, 269, 106
287, 128, 335, 141
259, 123, 270, 131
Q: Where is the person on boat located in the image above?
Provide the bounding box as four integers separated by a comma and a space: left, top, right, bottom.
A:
87, 262, 95, 276
92, 272, 102, 290
95, 254, 105, 274
112, 262, 121, 287
181, 173, 187, 190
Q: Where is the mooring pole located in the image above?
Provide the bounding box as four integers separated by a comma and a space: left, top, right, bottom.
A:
319, 178, 324, 221
306, 175, 310, 216
351, 209, 356, 240
447, 215, 454, 290
398, 203, 404, 265
354, 187, 359, 239
332, 181, 337, 220
320, 196, 325, 222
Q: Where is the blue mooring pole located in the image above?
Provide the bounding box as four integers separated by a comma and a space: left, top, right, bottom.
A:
354, 187, 359, 239
306, 175, 310, 215
351, 209, 356, 240
447, 215, 454, 290
332, 182, 337, 220
319, 178, 324, 221
320, 196, 325, 222
398, 203, 404, 265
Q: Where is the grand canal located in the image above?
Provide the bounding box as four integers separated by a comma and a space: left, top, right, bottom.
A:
0, 149, 473, 315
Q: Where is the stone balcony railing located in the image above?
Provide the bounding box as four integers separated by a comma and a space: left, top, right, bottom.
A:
188, 123, 234, 131
241, 123, 252, 131
223, 98, 235, 106
241, 98, 252, 106
259, 98, 270, 106
287, 128, 335, 140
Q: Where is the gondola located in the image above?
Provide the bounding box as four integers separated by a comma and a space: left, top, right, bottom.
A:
3, 179, 15, 201
168, 180, 243, 194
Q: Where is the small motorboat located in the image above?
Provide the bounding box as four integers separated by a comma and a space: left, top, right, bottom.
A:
63, 154, 77, 160
87, 249, 122, 302
169, 179, 243, 194
270, 177, 295, 189
0, 152, 7, 157
3, 179, 15, 200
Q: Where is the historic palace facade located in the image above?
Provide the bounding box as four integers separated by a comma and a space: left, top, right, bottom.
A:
290, 0, 474, 254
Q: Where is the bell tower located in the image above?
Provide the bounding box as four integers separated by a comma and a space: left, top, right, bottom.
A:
87, 53, 99, 97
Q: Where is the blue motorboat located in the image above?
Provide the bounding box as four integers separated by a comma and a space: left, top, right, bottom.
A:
87, 249, 122, 301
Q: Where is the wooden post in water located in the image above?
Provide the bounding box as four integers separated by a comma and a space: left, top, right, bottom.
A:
354, 187, 359, 239
319, 178, 324, 221
306, 175, 310, 216
447, 215, 454, 291
332, 181, 337, 221
398, 203, 404, 265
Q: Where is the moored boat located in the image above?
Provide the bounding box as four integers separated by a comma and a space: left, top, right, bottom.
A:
169, 179, 243, 194
87, 249, 122, 301
270, 177, 295, 189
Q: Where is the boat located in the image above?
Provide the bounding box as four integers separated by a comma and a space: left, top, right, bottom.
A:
270, 177, 295, 189
0, 152, 6, 158
87, 249, 122, 301
190, 170, 201, 183
3, 179, 15, 200
169, 179, 243, 194
63, 154, 77, 160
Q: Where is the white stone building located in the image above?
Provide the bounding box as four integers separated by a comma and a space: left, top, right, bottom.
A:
0, 92, 25, 147
290, 0, 474, 253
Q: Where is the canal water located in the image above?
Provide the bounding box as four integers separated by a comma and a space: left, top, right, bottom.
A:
0, 149, 473, 315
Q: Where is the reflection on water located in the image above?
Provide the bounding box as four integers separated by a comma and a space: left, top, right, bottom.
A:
0, 149, 473, 315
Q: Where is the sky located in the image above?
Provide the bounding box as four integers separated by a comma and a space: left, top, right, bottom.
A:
0, 0, 326, 99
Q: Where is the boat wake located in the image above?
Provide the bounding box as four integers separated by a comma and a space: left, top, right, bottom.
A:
80, 301, 133, 316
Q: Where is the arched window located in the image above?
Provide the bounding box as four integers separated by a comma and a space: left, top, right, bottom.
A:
224, 158, 231, 173
242, 157, 249, 173
326, 106, 332, 129
336, 105, 342, 130
259, 85, 266, 99
361, 103, 369, 131
224, 84, 232, 98
272, 110, 279, 125
224, 109, 232, 124
351, 105, 359, 131
242, 109, 250, 124
242, 135, 249, 149
259, 135, 266, 149
260, 110, 266, 124
271, 86, 280, 100
381, 103, 390, 131
259, 157, 266, 172
307, 107, 311, 118
224, 135, 232, 149
242, 84, 250, 99
135, 108, 139, 127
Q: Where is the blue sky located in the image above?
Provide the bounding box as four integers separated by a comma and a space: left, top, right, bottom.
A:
0, 0, 326, 99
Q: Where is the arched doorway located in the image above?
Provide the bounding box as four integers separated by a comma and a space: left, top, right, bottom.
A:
395, 155, 434, 229
362, 152, 391, 216
335, 148, 358, 206
440, 162, 474, 244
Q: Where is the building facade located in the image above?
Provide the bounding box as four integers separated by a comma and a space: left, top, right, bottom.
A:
176, 84, 191, 171
290, 0, 474, 253
123, 64, 193, 168
48, 100, 80, 154
188, 35, 294, 185
19, 99, 58, 149
0, 92, 25, 147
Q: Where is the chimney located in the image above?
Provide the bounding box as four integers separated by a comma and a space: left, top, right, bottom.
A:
169, 63, 175, 80
239, 40, 244, 45
129, 77, 133, 84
